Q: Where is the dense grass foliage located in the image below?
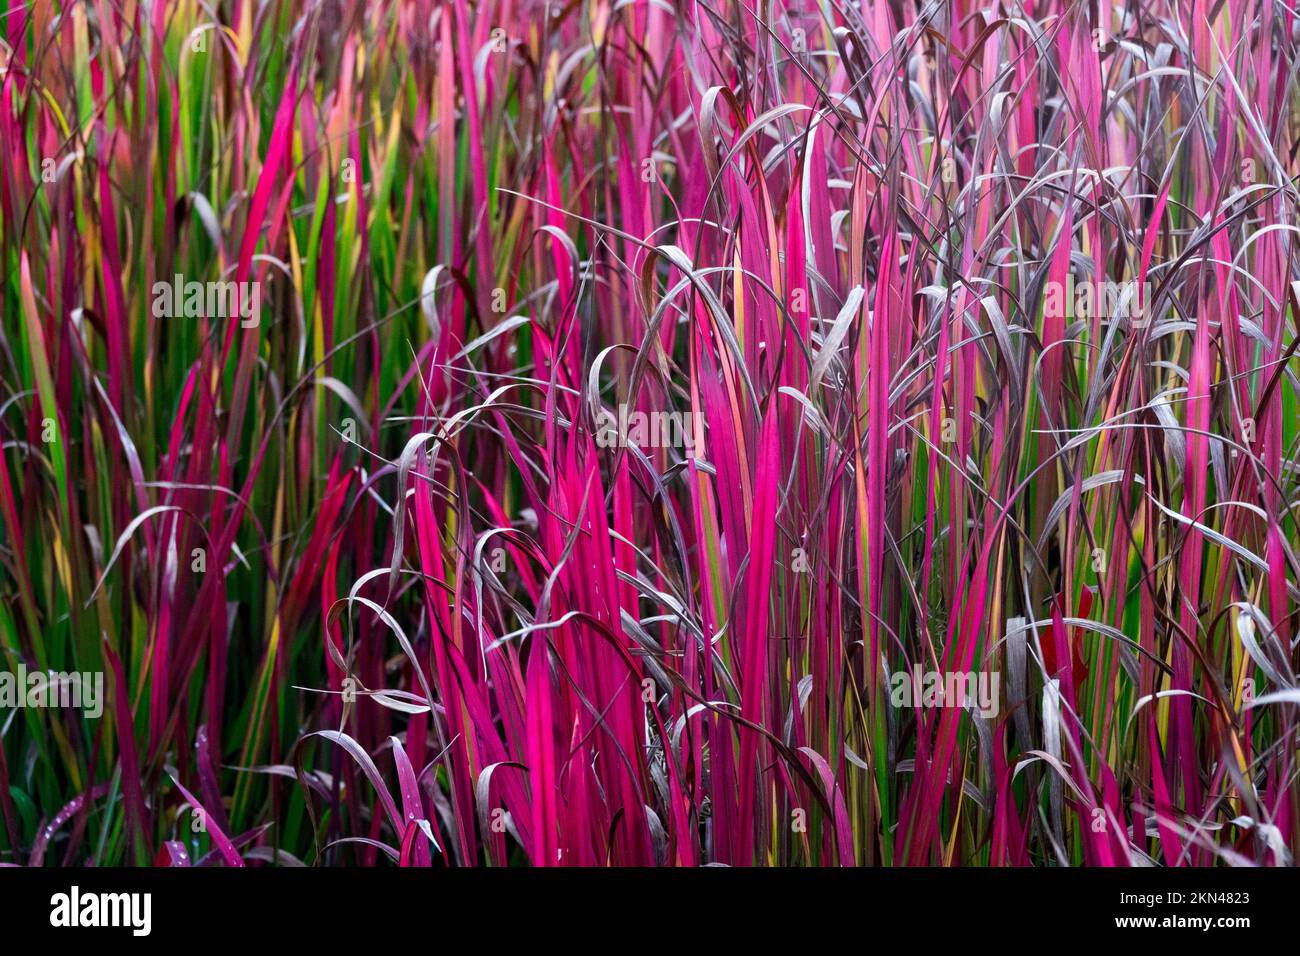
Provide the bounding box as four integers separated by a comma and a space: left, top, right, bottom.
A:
1, 0, 1299, 867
